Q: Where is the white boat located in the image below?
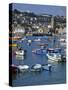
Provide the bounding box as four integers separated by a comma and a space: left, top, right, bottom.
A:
42, 64, 52, 71
15, 50, 24, 55
28, 40, 32, 43
21, 37, 26, 41
59, 38, 66, 42
17, 65, 29, 72
27, 40, 32, 45
34, 38, 41, 42
47, 53, 61, 62
31, 64, 42, 71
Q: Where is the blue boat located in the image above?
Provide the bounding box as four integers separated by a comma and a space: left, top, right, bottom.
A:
47, 48, 61, 53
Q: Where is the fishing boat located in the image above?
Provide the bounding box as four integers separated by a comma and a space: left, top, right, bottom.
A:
17, 65, 29, 72
31, 64, 42, 72
32, 48, 47, 55
47, 53, 61, 62
15, 50, 24, 55
42, 64, 52, 71
27, 39, 32, 45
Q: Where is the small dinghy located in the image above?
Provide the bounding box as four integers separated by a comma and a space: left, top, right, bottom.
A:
59, 38, 66, 42
47, 53, 61, 62
34, 38, 41, 42
28, 40, 32, 43
21, 37, 26, 41
42, 64, 52, 71
17, 65, 29, 72
31, 64, 42, 72
27, 40, 32, 45
32, 49, 47, 55
15, 50, 24, 55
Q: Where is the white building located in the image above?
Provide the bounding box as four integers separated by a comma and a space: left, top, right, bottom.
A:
14, 28, 25, 34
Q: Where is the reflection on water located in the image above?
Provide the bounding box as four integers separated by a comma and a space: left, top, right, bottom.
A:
16, 55, 24, 60
12, 70, 17, 80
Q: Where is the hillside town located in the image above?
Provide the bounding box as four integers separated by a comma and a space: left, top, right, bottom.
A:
9, 9, 66, 36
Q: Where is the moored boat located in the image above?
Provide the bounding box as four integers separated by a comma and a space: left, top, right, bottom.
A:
47, 53, 61, 62
15, 50, 24, 55
42, 64, 52, 71
21, 37, 27, 41
27, 39, 32, 45
17, 65, 29, 72
32, 48, 47, 55
34, 38, 41, 42
59, 38, 66, 42
31, 64, 42, 72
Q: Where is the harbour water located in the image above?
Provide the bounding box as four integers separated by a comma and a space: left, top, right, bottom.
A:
12, 36, 66, 86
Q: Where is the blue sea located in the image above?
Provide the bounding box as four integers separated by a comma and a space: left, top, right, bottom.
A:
12, 36, 66, 86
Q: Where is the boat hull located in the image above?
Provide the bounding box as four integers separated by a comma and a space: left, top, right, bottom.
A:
47, 53, 61, 62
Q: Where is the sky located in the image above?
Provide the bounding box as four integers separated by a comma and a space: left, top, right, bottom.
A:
12, 3, 66, 16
